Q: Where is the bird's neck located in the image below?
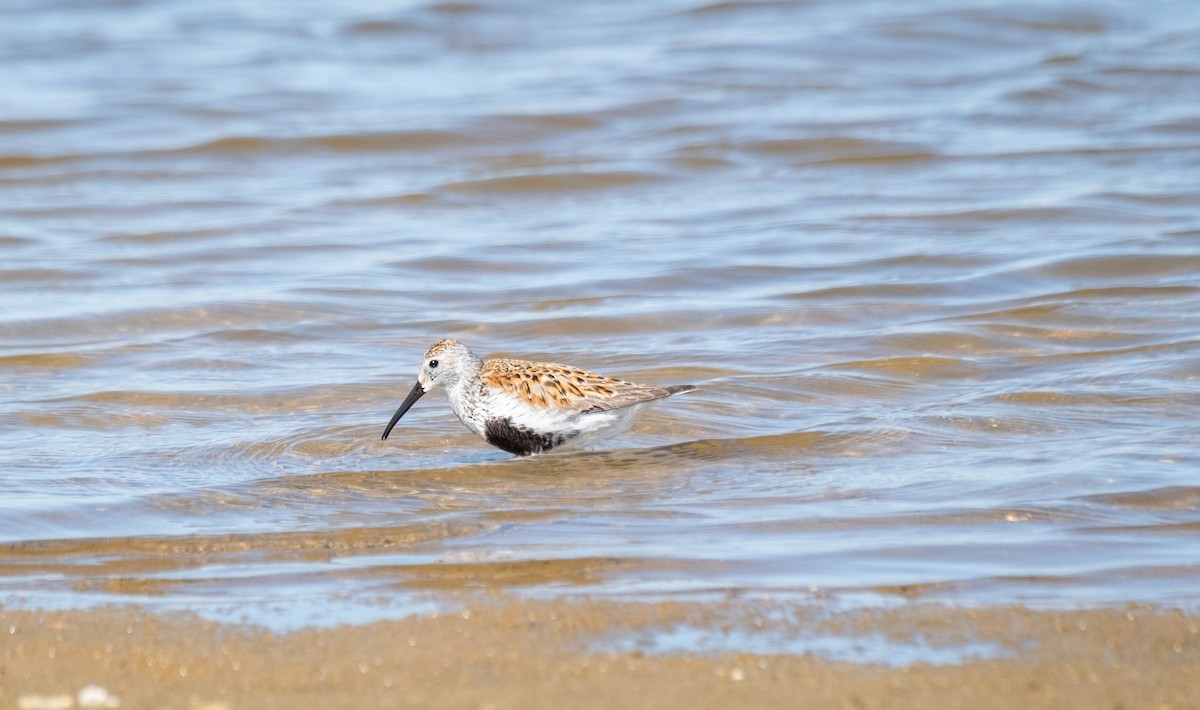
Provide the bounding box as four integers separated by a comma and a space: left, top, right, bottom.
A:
444, 356, 486, 434
451, 353, 483, 392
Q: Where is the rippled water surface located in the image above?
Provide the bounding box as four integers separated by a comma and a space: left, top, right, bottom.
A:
2, 0, 1199, 626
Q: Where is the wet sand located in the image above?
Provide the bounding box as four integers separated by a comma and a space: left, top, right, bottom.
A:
4, 599, 1197, 709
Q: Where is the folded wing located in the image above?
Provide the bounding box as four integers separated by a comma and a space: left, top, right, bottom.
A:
482, 359, 694, 413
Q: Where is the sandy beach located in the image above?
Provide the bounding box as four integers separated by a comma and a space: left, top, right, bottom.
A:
4, 599, 1197, 709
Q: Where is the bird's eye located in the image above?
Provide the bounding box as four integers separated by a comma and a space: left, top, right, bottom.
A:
429, 359, 439, 369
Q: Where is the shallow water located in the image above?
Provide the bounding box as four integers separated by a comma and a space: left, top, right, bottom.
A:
2, 0, 1199, 628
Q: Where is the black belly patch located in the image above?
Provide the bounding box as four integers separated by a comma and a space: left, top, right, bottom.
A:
484, 418, 567, 456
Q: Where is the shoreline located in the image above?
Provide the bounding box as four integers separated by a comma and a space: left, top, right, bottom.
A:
3, 598, 1196, 709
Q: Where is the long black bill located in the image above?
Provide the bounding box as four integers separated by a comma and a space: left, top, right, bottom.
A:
381, 382, 426, 440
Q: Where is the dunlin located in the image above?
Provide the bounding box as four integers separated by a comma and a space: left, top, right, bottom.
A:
381, 339, 695, 456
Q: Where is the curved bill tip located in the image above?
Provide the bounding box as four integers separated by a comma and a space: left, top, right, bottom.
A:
381, 382, 426, 440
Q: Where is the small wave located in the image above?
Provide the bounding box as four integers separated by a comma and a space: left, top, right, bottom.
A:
184, 131, 475, 155
997, 392, 1196, 408
1079, 486, 1200, 513
340, 19, 420, 35
388, 555, 662, 589
0, 351, 92, 369
829, 356, 980, 380
0, 153, 76, 169
721, 136, 940, 167
676, 0, 793, 18
1083, 521, 1200, 535
1023, 253, 1200, 281
441, 170, 666, 195
0, 520, 487, 568
856, 205, 1164, 225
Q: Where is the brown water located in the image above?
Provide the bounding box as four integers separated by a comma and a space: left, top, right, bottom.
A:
2, 0, 1199, 628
